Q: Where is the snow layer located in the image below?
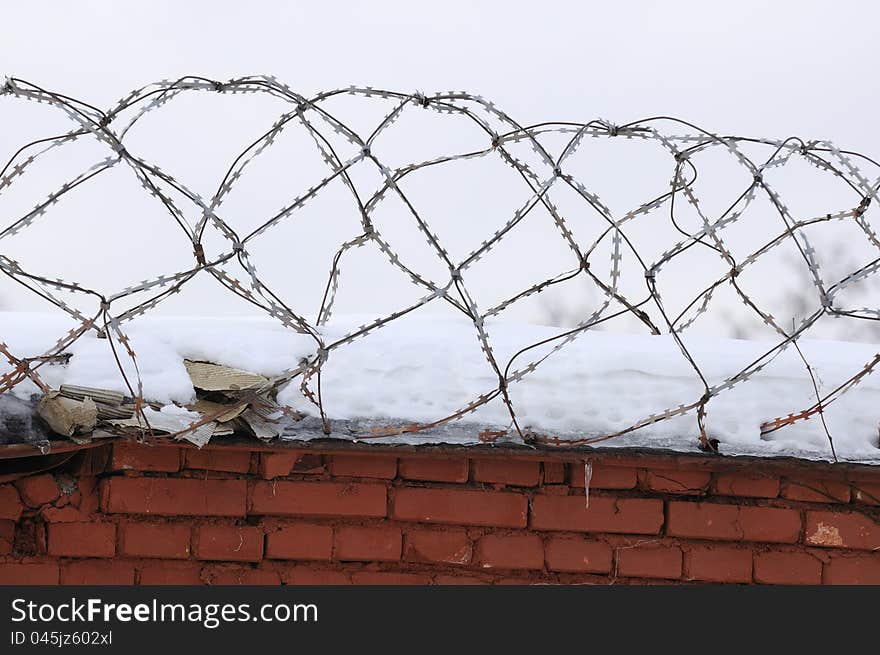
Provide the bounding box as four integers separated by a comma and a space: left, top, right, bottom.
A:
1, 311, 879, 463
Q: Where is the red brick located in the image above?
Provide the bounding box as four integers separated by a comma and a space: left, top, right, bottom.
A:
292, 454, 325, 473
194, 525, 264, 562
335, 526, 401, 562
0, 561, 59, 584
138, 561, 203, 585
543, 462, 566, 484
805, 510, 877, 550
102, 477, 247, 516
640, 470, 710, 495
823, 553, 880, 585
74, 477, 100, 515
738, 507, 804, 543
204, 566, 281, 585
112, 442, 180, 472
0, 520, 13, 555
852, 481, 880, 506
545, 538, 613, 573
476, 533, 544, 570
713, 474, 779, 499
616, 543, 682, 579
62, 560, 135, 585
15, 474, 60, 507
404, 529, 472, 566
265, 523, 333, 560
473, 459, 541, 486
685, 545, 753, 583
538, 485, 570, 496
492, 577, 543, 586
350, 571, 431, 585
330, 454, 397, 479
260, 452, 300, 479
392, 488, 527, 528
666, 502, 801, 543
571, 464, 638, 489
283, 566, 350, 585
185, 449, 251, 473
251, 481, 386, 518
754, 551, 821, 585
120, 522, 190, 559
398, 457, 468, 483
41, 506, 89, 523
781, 478, 850, 503
668, 502, 742, 540
433, 574, 490, 585
0, 485, 22, 521
48, 522, 116, 557
531, 495, 663, 534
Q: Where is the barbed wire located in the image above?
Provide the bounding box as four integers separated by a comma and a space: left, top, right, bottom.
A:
2, 75, 880, 457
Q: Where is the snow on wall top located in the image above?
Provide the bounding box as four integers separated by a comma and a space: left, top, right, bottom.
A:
3, 79, 880, 462
2, 312, 879, 463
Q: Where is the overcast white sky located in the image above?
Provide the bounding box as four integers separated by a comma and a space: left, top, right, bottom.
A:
1, 1, 878, 341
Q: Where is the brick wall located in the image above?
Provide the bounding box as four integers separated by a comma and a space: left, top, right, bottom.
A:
0, 441, 878, 585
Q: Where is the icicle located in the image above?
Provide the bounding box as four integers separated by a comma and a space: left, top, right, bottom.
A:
584, 461, 593, 508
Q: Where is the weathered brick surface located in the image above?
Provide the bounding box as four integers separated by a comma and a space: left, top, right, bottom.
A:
804, 510, 877, 550
194, 525, 264, 562
753, 551, 822, 585
185, 449, 251, 473
531, 496, 663, 534
570, 465, 638, 489
472, 459, 541, 487
684, 544, 753, 583
111, 443, 180, 472
259, 452, 301, 479
476, 533, 544, 570
330, 455, 397, 479
404, 529, 472, 566
544, 537, 612, 573
282, 566, 351, 585
392, 488, 527, 528
120, 522, 190, 559
0, 520, 13, 555
265, 523, 333, 561
61, 560, 136, 585
138, 561, 203, 585
640, 470, 710, 495
616, 543, 683, 579
543, 462, 566, 484
48, 522, 116, 557
666, 502, 801, 543
398, 457, 468, 483
0, 485, 23, 521
335, 526, 401, 562
822, 553, 880, 585
15, 474, 60, 507
0, 442, 877, 585
203, 565, 281, 585
102, 478, 246, 516
350, 571, 432, 585
852, 481, 880, 506
781, 479, 850, 503
251, 481, 386, 518
0, 561, 59, 585
712, 474, 779, 499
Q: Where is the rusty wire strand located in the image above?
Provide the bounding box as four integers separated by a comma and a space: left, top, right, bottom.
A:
2, 76, 880, 456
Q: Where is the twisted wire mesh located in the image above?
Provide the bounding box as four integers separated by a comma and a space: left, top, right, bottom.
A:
2, 75, 880, 455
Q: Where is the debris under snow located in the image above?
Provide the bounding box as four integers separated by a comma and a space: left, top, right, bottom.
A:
37, 392, 97, 439
0, 311, 879, 463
